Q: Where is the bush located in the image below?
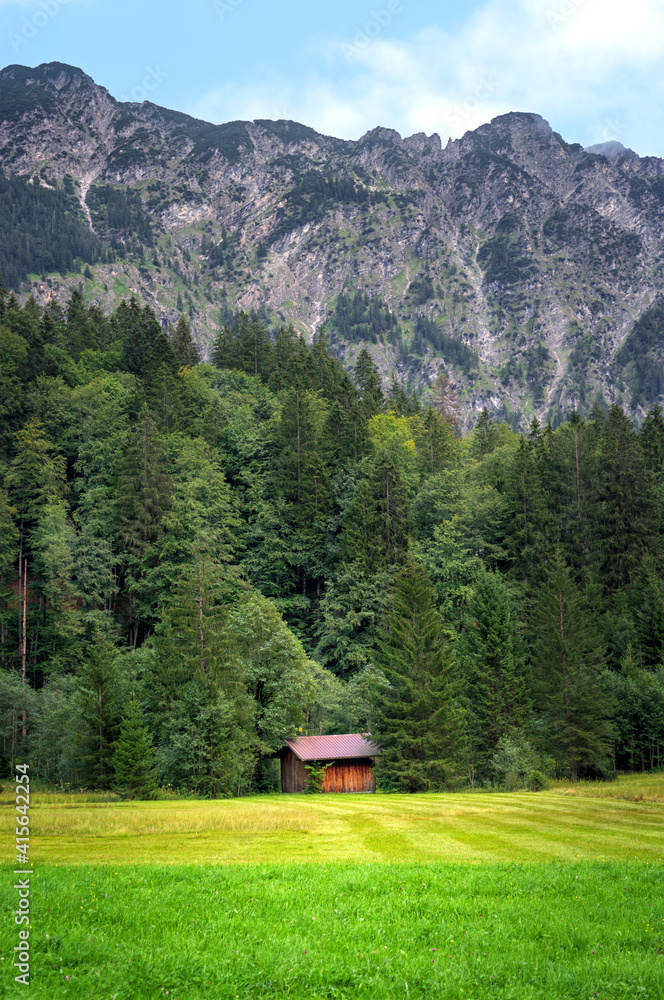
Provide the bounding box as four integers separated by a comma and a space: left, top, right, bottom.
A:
491, 733, 541, 789
304, 760, 333, 793
528, 770, 548, 792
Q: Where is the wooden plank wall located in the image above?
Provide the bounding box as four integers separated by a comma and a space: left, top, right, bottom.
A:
323, 760, 376, 793
280, 751, 377, 793
280, 749, 308, 792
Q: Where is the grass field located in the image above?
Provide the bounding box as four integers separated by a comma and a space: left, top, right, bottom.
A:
1, 783, 663, 866
1, 775, 663, 998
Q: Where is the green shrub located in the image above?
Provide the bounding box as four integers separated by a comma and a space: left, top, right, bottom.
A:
528, 770, 548, 791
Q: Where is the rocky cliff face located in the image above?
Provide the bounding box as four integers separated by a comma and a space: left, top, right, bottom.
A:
2, 61, 664, 427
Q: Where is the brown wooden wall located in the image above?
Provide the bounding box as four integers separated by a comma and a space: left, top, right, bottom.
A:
322, 760, 376, 793
281, 749, 308, 792
280, 750, 376, 793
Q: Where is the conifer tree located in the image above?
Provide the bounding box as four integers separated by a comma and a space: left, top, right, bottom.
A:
116, 298, 161, 375
459, 569, 530, 774
0, 268, 7, 320
0, 490, 18, 669
372, 452, 411, 569
112, 694, 159, 799
628, 554, 664, 668
65, 289, 96, 360
415, 407, 457, 474
593, 405, 658, 591
269, 324, 310, 391
503, 435, 548, 586
354, 349, 384, 415
531, 558, 613, 780
375, 559, 463, 791
115, 412, 172, 644
171, 314, 200, 368
640, 404, 664, 481
470, 408, 499, 457
74, 641, 121, 790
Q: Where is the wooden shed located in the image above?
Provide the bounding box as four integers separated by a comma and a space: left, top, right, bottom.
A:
279, 733, 380, 793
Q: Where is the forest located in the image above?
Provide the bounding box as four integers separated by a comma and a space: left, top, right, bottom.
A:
1, 283, 664, 797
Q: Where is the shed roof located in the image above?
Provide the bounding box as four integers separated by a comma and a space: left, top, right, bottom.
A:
283, 733, 380, 761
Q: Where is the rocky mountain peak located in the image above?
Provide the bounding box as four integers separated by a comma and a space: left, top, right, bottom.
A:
2, 63, 664, 427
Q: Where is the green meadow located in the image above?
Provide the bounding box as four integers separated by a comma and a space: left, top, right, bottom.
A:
1, 776, 663, 998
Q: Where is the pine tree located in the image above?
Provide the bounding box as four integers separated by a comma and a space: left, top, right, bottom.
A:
372, 452, 411, 569
531, 558, 613, 779
112, 694, 159, 799
0, 490, 18, 669
503, 435, 548, 586
415, 407, 457, 474
269, 324, 310, 391
459, 569, 530, 775
628, 554, 664, 668
149, 550, 242, 724
354, 349, 384, 415
171, 314, 200, 368
115, 411, 172, 644
144, 330, 183, 431
65, 289, 96, 359
74, 641, 121, 790
6, 417, 67, 527
593, 405, 659, 591
116, 298, 161, 375
640, 404, 664, 481
375, 559, 464, 791
0, 268, 7, 321
470, 408, 499, 457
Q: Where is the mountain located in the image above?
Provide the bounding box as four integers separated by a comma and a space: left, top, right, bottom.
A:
2, 61, 664, 427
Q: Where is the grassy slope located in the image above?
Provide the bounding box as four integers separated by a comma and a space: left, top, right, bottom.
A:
1, 777, 663, 998
1, 785, 662, 866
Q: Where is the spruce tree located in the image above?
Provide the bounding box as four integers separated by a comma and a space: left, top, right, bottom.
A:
640, 404, 664, 481
65, 289, 96, 360
354, 349, 384, 415
459, 569, 530, 776
0, 268, 7, 320
171, 314, 201, 368
470, 408, 499, 457
115, 411, 172, 644
531, 558, 614, 780
117, 298, 161, 375
74, 642, 121, 790
503, 435, 548, 587
593, 405, 659, 591
375, 559, 463, 791
372, 452, 411, 569
415, 407, 457, 474
112, 694, 159, 799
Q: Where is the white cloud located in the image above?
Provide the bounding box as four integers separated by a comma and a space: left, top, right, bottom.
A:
188, 0, 664, 155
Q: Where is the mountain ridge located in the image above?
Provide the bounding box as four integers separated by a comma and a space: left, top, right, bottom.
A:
2, 61, 664, 427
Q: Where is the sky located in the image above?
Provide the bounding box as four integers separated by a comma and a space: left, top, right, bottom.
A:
1, 0, 663, 155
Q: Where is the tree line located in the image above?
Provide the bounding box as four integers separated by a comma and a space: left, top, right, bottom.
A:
1, 283, 664, 795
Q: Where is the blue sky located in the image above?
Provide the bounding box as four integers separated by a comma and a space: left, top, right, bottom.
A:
1, 0, 664, 155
